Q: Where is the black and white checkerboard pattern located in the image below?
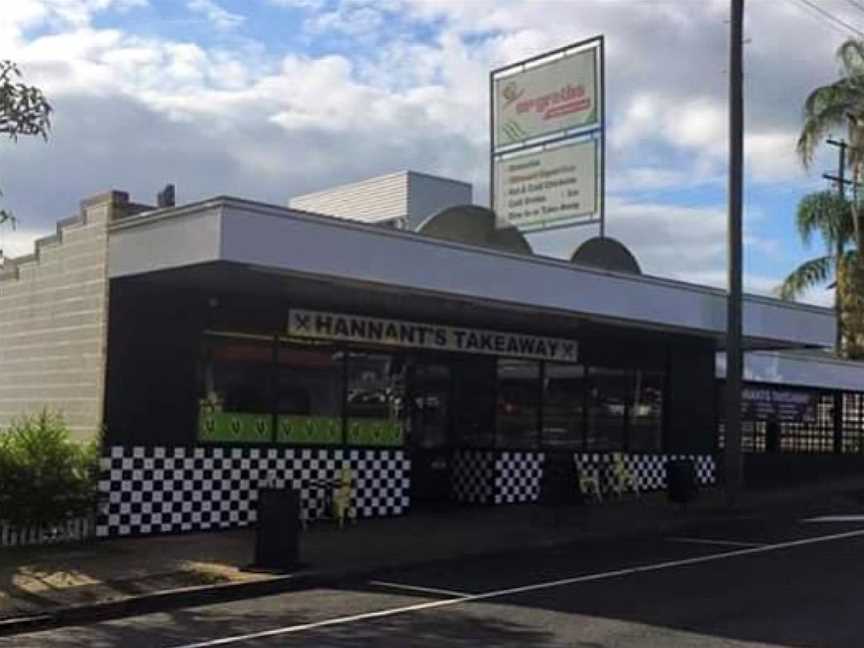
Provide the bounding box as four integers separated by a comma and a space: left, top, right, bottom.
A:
494, 451, 545, 504
451, 449, 496, 504
97, 446, 410, 538
669, 454, 716, 486
573, 453, 716, 492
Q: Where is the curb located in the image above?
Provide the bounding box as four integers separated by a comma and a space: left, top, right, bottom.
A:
0, 567, 361, 638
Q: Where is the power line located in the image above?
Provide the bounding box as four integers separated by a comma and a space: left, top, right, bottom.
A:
792, 0, 864, 38
844, 0, 864, 17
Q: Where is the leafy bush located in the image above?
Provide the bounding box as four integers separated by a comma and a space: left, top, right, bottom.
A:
0, 411, 100, 529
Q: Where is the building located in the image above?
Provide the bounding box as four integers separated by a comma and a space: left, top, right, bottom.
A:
289, 171, 472, 230
0, 177, 849, 539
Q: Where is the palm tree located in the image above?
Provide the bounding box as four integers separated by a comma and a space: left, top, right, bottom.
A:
796, 39, 864, 358
779, 190, 855, 354
798, 40, 864, 234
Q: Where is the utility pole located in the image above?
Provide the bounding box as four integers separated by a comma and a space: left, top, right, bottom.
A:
725, 0, 745, 506
823, 138, 856, 353
823, 138, 848, 198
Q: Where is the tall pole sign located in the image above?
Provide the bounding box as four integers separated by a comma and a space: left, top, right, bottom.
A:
490, 36, 605, 234
725, 0, 745, 504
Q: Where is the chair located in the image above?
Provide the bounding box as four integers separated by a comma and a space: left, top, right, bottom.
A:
609, 452, 640, 498
576, 461, 603, 503
331, 465, 355, 529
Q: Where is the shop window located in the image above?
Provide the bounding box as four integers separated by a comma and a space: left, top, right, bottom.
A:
628, 370, 664, 451
542, 362, 585, 449
497, 359, 540, 449
198, 334, 274, 443
277, 344, 344, 445
779, 393, 834, 453
586, 367, 631, 451
843, 392, 864, 454
346, 351, 406, 447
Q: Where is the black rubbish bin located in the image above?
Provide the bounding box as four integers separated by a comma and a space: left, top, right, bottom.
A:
254, 488, 301, 571
667, 459, 698, 504
540, 451, 580, 507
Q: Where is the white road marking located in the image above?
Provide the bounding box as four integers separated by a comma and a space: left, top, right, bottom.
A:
168, 527, 864, 648
667, 536, 765, 548
368, 580, 471, 598
802, 514, 864, 523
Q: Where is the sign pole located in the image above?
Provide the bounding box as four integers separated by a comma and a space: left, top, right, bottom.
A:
599, 35, 606, 239
724, 0, 745, 505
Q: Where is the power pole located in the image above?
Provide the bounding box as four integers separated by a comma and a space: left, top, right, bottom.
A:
823, 139, 855, 353
823, 138, 848, 198
725, 0, 745, 505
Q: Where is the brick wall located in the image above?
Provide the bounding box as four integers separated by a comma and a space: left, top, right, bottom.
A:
0, 192, 125, 442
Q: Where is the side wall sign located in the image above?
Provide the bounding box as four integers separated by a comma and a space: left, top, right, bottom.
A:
741, 388, 817, 423
288, 309, 579, 363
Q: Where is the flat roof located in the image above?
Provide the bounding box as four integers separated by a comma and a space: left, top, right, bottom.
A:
107, 196, 835, 350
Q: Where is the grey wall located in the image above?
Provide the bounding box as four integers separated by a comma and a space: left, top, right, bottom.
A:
288, 171, 472, 228
717, 350, 864, 392
0, 192, 120, 441
108, 198, 836, 349
289, 172, 409, 223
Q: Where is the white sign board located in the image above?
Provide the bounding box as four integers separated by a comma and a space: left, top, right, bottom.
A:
494, 140, 598, 230
494, 47, 598, 150
288, 309, 579, 363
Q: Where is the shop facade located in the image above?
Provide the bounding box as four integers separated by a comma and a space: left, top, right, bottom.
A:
89, 194, 832, 538
101, 290, 716, 537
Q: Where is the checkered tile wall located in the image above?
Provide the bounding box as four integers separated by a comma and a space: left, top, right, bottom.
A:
97, 446, 410, 538
494, 451, 545, 504
451, 449, 496, 504
573, 453, 716, 492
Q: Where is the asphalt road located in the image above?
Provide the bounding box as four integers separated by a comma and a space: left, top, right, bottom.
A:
4, 511, 864, 647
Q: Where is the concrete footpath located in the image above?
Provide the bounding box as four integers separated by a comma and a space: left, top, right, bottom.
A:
2, 479, 863, 636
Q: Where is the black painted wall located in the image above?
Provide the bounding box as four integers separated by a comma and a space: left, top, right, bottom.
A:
665, 337, 717, 453
103, 281, 207, 446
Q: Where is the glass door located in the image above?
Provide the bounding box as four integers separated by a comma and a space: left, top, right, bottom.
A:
409, 362, 452, 506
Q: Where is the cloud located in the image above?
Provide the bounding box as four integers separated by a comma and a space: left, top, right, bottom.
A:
526, 198, 788, 294
0, 0, 855, 307
186, 0, 245, 31
303, 5, 387, 39
267, 0, 326, 8
0, 224, 51, 263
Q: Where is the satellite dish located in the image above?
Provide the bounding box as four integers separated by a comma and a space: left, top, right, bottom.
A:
571, 237, 641, 274
417, 205, 532, 255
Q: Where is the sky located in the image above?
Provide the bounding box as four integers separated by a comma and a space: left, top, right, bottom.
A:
0, 0, 861, 306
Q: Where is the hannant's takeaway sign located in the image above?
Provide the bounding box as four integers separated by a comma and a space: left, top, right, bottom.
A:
288, 309, 579, 363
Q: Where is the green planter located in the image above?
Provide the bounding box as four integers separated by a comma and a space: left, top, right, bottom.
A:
198, 412, 272, 443
347, 419, 404, 447
278, 416, 342, 445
